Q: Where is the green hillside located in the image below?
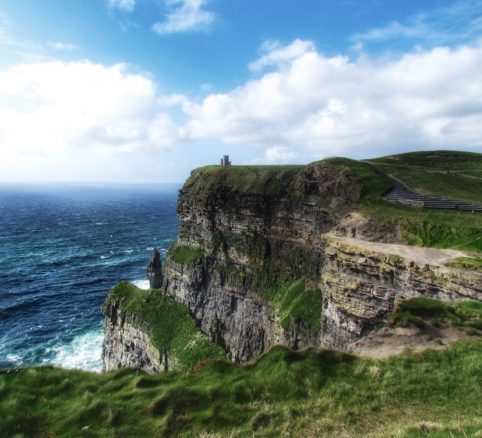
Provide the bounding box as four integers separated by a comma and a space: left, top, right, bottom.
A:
2, 334, 481, 436
369, 150, 482, 205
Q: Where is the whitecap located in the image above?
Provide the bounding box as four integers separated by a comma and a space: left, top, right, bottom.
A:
131, 279, 150, 290
50, 329, 103, 372
6, 354, 22, 365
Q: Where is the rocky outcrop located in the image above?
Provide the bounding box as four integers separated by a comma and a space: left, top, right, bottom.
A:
103, 298, 171, 374
320, 235, 482, 349
146, 248, 163, 288
101, 282, 226, 373
161, 161, 359, 361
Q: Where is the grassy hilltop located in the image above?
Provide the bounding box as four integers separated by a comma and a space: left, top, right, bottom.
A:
329, 151, 482, 253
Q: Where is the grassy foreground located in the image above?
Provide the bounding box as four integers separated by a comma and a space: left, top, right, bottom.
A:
1, 340, 481, 437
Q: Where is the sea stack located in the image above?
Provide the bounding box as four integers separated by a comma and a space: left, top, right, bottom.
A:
146, 248, 163, 289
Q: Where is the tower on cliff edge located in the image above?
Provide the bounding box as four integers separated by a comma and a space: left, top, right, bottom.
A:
220, 155, 231, 166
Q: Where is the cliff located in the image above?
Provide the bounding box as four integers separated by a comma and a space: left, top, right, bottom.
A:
102, 282, 225, 373
160, 160, 482, 361
103, 157, 482, 371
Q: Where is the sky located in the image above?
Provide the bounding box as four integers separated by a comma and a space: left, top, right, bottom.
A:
1, 0, 482, 183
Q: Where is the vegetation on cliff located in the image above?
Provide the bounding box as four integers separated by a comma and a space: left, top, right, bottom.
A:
103, 282, 226, 369
388, 297, 482, 333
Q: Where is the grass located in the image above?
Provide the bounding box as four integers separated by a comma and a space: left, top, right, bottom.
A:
445, 257, 482, 273
103, 282, 225, 370
1, 339, 481, 437
369, 150, 482, 205
258, 278, 323, 332
387, 297, 482, 332
326, 154, 482, 253
168, 243, 204, 264
182, 164, 304, 205
371, 150, 482, 172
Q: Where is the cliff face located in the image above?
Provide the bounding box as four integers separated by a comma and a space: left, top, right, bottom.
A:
102, 282, 226, 373
160, 162, 482, 362
161, 162, 361, 361
103, 299, 170, 374
320, 235, 482, 349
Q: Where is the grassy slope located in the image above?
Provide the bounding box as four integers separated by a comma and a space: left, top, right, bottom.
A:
1, 338, 481, 437
387, 297, 482, 333
326, 155, 482, 253
104, 282, 225, 370
370, 150, 482, 205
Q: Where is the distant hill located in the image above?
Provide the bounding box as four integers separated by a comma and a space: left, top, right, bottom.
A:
367, 150, 482, 205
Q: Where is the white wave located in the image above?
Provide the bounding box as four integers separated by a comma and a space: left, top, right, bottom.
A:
6, 354, 22, 365
50, 329, 103, 372
131, 279, 150, 290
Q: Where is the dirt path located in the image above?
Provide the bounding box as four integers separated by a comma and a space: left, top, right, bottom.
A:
331, 235, 467, 266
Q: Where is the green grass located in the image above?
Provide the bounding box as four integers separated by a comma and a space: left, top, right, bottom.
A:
326, 154, 482, 253
1, 340, 481, 437
183, 164, 304, 204
362, 202, 482, 252
259, 278, 323, 332
369, 150, 482, 205
103, 282, 225, 369
446, 257, 482, 273
371, 150, 482, 172
387, 297, 482, 332
168, 243, 204, 264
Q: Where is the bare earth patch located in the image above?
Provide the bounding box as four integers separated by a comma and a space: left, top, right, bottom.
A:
347, 325, 470, 359
331, 234, 468, 266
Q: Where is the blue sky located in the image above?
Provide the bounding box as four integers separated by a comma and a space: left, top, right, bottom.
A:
0, 0, 482, 183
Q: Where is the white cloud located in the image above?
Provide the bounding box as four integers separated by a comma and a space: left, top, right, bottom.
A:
108, 0, 135, 12
47, 41, 79, 51
171, 39, 482, 158
249, 39, 315, 72
153, 0, 215, 34
0, 61, 181, 164
265, 146, 297, 163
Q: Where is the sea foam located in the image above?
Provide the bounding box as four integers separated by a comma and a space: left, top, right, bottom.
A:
51, 329, 103, 372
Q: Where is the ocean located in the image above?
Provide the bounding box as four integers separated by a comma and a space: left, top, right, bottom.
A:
0, 185, 179, 372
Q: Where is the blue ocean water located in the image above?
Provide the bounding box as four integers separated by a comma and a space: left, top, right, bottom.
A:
0, 185, 179, 372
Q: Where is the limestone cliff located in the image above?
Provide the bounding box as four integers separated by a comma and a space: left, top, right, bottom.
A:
160, 161, 481, 361
103, 159, 482, 371
102, 282, 226, 373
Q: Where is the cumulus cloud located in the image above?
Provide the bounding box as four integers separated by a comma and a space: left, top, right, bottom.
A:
0, 61, 180, 162
107, 0, 136, 12
173, 39, 482, 158
153, 0, 215, 34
